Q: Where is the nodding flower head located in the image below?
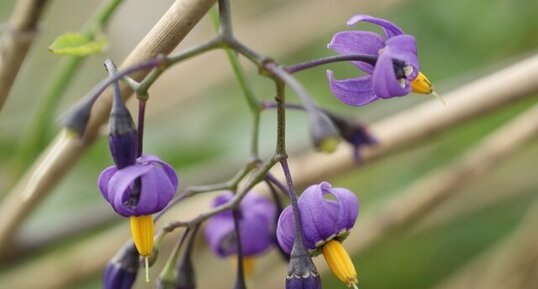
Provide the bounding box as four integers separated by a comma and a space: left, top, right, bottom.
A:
97, 154, 178, 217
327, 14, 433, 106
205, 192, 276, 258
277, 182, 360, 288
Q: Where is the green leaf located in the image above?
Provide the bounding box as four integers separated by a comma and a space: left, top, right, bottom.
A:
48, 33, 108, 56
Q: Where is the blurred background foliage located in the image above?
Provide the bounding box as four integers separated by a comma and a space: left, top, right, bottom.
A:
0, 0, 537, 288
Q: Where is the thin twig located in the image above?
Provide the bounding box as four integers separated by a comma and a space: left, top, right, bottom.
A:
0, 0, 49, 112
0, 0, 217, 256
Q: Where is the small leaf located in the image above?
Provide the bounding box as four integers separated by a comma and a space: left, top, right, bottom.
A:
48, 32, 108, 56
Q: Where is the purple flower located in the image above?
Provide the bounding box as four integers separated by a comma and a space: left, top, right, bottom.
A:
327, 14, 430, 106
204, 192, 276, 257
98, 154, 178, 217
103, 242, 139, 289
276, 182, 359, 254
277, 182, 360, 288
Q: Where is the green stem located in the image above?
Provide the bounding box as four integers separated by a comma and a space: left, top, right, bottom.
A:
160, 228, 191, 282
13, 0, 124, 177
209, 6, 261, 158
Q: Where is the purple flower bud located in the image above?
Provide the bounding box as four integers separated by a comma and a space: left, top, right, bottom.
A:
61, 92, 100, 136
324, 111, 377, 161
327, 14, 421, 106
174, 246, 196, 289
107, 59, 138, 169
98, 154, 178, 217
309, 112, 341, 153
277, 182, 359, 255
204, 192, 276, 257
104, 241, 139, 289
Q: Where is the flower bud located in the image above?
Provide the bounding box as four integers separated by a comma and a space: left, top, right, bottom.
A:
61, 92, 100, 136
324, 111, 377, 161
309, 112, 341, 153
106, 59, 138, 169
103, 241, 139, 289
174, 251, 196, 289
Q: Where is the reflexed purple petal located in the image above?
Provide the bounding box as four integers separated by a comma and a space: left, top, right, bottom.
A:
372, 53, 410, 99
385, 35, 419, 79
241, 193, 276, 225
205, 192, 276, 257
347, 14, 405, 38
136, 167, 175, 214
327, 70, 378, 106
240, 210, 273, 255
327, 187, 359, 231
299, 183, 340, 243
143, 155, 179, 190
205, 216, 236, 257
98, 166, 117, 202
276, 206, 296, 254
328, 31, 384, 73
107, 165, 153, 216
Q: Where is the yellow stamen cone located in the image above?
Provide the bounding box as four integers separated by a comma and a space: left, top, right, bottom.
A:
322, 240, 358, 288
231, 256, 256, 278
410, 71, 433, 94
130, 215, 154, 257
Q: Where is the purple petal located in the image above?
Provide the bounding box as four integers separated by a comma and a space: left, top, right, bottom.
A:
98, 166, 117, 202
328, 187, 360, 231
144, 155, 179, 190
299, 182, 343, 243
385, 35, 419, 79
347, 14, 405, 38
136, 167, 175, 214
327, 70, 378, 106
328, 31, 384, 73
212, 192, 234, 219
240, 209, 273, 256
241, 194, 276, 225
372, 53, 410, 99
205, 216, 236, 257
107, 165, 153, 214
276, 206, 296, 254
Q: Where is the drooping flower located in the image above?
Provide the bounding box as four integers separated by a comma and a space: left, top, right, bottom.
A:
327, 14, 433, 106
104, 241, 139, 289
204, 192, 276, 275
277, 182, 360, 288
98, 154, 178, 217
98, 154, 178, 261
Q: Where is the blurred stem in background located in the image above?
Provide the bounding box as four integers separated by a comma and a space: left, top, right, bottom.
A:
11, 0, 124, 181
0, 0, 49, 113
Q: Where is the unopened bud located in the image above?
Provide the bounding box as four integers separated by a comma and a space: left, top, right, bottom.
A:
309, 112, 341, 153
103, 241, 139, 289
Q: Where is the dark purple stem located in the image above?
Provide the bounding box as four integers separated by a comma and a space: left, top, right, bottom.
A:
279, 159, 305, 245
285, 54, 377, 74
137, 100, 146, 157
260, 101, 304, 112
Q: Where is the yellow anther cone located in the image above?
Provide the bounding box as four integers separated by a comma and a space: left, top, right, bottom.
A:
322, 240, 358, 288
130, 215, 154, 282
130, 215, 154, 256
232, 256, 256, 278
410, 71, 433, 94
